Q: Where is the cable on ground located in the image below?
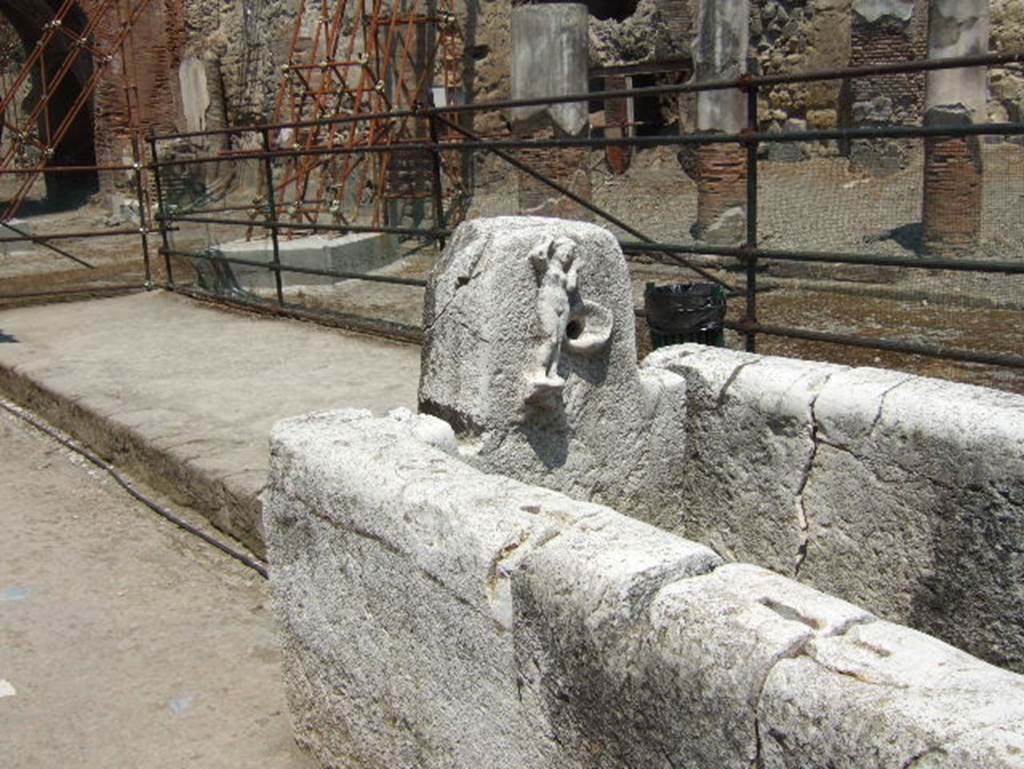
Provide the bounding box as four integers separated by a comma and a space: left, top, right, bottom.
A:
0, 397, 269, 579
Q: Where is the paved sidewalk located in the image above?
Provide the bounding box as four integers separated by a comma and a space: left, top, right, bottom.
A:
0, 291, 421, 554
0, 409, 316, 769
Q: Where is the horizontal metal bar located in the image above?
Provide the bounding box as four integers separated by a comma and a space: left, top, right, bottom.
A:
148, 51, 1024, 143
432, 122, 1023, 152
166, 284, 424, 345
619, 241, 1024, 275
152, 121, 1024, 170
160, 247, 429, 287
434, 51, 1024, 117
157, 213, 448, 239
0, 162, 137, 175
150, 140, 434, 169
150, 106, 422, 143
727, 320, 1024, 369
0, 227, 159, 244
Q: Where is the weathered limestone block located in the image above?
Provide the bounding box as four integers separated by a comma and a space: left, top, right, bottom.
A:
266, 407, 719, 769
806, 370, 1024, 670
265, 408, 599, 769
646, 344, 1024, 672
761, 620, 1024, 767
642, 344, 848, 574
515, 558, 872, 769
266, 409, 1024, 769
419, 217, 688, 529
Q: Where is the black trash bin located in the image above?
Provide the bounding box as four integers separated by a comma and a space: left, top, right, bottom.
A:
644, 282, 727, 349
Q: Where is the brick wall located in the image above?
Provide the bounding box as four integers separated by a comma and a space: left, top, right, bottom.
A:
849, 0, 929, 125
847, 0, 928, 173
86, 0, 185, 197
516, 124, 592, 218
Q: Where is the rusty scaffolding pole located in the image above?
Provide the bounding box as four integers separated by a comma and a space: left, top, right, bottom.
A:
0, 0, 154, 222
264, 0, 466, 234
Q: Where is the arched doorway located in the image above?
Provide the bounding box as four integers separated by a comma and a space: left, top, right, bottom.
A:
0, 0, 99, 213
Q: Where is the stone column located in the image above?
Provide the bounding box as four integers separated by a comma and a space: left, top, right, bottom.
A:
511, 3, 591, 217
847, 0, 927, 175
692, 0, 749, 244
922, 0, 989, 256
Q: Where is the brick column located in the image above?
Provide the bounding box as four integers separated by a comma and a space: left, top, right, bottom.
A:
922, 0, 989, 256
604, 75, 631, 176
511, 3, 590, 217
696, 143, 747, 236
922, 135, 982, 253
692, 0, 749, 244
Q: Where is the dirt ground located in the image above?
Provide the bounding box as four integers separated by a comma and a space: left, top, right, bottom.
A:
0, 406, 314, 769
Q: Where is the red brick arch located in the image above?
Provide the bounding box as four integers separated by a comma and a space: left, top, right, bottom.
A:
2, 0, 98, 206
1, 0, 185, 209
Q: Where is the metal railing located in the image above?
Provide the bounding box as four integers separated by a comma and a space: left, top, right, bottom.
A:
0, 131, 157, 303
9, 50, 1023, 371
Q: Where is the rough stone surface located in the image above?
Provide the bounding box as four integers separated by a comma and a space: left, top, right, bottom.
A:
0, 291, 420, 556
419, 217, 688, 528
588, 0, 687, 67
266, 410, 1024, 769
646, 343, 1024, 672
516, 559, 871, 769
266, 408, 631, 769
643, 344, 844, 573
806, 370, 1024, 670
761, 621, 1024, 768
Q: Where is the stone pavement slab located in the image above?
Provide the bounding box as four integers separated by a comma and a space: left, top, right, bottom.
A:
0, 291, 421, 555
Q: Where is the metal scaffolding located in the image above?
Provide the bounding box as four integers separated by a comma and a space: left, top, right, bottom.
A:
0, 0, 153, 222
266, 0, 466, 232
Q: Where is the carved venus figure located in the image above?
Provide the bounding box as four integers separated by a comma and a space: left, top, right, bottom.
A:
527, 236, 579, 396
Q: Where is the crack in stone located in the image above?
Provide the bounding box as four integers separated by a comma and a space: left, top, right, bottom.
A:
793, 373, 836, 577
869, 376, 914, 437
900, 746, 947, 769
751, 634, 810, 768
424, 253, 486, 333
750, 612, 884, 764
714, 359, 760, 410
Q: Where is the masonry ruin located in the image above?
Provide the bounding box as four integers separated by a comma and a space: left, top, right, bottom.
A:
266, 216, 1024, 768
1, 1, 1023, 766
0, 0, 1020, 234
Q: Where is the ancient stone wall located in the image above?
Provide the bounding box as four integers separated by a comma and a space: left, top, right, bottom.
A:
418, 217, 1024, 672
646, 343, 1024, 672
265, 407, 1024, 769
